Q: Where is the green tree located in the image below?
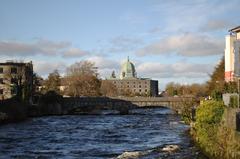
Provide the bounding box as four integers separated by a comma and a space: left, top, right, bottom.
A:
44, 70, 61, 93
224, 81, 237, 93
165, 82, 177, 96
165, 82, 207, 97
206, 57, 225, 100
32, 73, 44, 94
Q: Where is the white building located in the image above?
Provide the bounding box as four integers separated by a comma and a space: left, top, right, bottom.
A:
225, 26, 240, 82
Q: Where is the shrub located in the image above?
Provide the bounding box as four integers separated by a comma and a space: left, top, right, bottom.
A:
195, 100, 225, 157
196, 100, 224, 125
229, 95, 238, 108
180, 98, 197, 124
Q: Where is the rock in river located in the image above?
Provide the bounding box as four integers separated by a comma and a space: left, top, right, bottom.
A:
162, 145, 180, 153
116, 150, 151, 159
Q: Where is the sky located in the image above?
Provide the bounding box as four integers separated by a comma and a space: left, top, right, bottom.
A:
0, 0, 240, 90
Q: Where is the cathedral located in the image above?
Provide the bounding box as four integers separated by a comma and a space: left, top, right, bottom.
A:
103, 57, 158, 96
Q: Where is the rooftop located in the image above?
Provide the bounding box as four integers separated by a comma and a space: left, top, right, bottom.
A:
0, 60, 32, 66
229, 26, 240, 33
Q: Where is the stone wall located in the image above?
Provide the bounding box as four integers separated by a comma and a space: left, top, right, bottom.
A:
62, 96, 193, 114
223, 93, 239, 106
222, 108, 240, 130
0, 98, 28, 124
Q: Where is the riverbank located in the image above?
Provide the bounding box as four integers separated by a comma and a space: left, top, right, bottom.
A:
0, 98, 28, 125
0, 92, 63, 125
191, 100, 240, 158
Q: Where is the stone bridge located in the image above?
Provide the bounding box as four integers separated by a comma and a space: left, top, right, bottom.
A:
62, 96, 195, 114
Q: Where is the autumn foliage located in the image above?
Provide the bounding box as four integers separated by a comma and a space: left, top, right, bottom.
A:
65, 61, 101, 97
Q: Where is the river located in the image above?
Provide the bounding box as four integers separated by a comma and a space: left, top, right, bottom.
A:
0, 107, 207, 159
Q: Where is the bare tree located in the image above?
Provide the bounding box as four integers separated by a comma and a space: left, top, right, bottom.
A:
65, 61, 101, 97
100, 80, 117, 96
66, 61, 98, 77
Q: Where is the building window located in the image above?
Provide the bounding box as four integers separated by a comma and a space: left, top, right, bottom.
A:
133, 85, 135, 88
0, 78, 3, 84
0, 68, 3, 73
11, 67, 17, 74
145, 89, 148, 92
0, 89, 3, 95
139, 85, 141, 88
127, 85, 129, 88
139, 89, 141, 92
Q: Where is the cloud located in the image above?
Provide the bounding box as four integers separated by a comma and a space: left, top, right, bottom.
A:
63, 48, 89, 58
136, 62, 214, 79
0, 39, 88, 58
108, 36, 144, 53
201, 19, 236, 32
98, 68, 118, 79
0, 39, 69, 56
85, 56, 121, 79
136, 33, 224, 57
34, 60, 67, 77
149, 0, 240, 35
86, 56, 120, 70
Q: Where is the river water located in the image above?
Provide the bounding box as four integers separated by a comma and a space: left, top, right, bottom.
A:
0, 108, 207, 159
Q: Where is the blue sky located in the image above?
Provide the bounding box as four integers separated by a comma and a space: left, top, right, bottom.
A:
0, 0, 240, 90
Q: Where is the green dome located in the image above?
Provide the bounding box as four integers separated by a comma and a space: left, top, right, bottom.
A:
120, 57, 136, 79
